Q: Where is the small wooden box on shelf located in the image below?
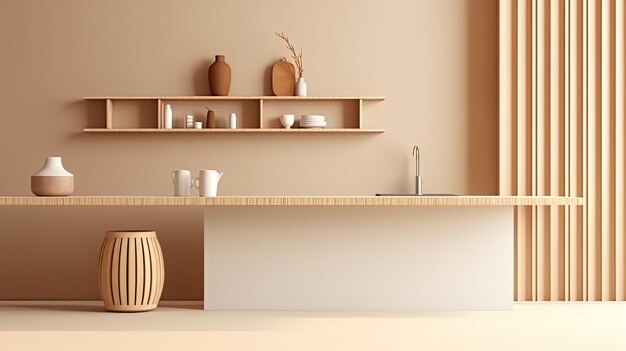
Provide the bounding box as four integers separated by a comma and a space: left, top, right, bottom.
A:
83, 96, 385, 133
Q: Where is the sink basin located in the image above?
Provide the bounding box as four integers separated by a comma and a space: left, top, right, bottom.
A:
376, 193, 459, 196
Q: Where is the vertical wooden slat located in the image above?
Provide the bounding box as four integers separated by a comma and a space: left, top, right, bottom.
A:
536, 0, 550, 301
548, 0, 565, 300
128, 237, 136, 305
152, 237, 161, 305
559, 0, 567, 300
501, 0, 515, 196
518, 208, 533, 300
105, 99, 113, 129
154, 237, 165, 304
558, 0, 567, 301
149, 237, 159, 305
111, 238, 121, 306
97, 237, 107, 302
574, 0, 585, 301
98, 237, 115, 307
581, 0, 589, 301
531, 0, 539, 301
587, 0, 601, 301
500, 0, 515, 300
135, 237, 144, 306
142, 237, 152, 305
569, 0, 585, 301
615, 0, 626, 301
564, 0, 578, 301
119, 238, 128, 306
564, 0, 571, 300
600, 0, 615, 301
518, 0, 534, 301
610, 0, 618, 301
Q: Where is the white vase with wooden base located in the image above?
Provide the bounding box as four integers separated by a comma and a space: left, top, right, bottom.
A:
31, 156, 74, 196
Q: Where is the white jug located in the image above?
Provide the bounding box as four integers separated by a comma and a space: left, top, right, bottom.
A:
194, 170, 223, 197
171, 170, 193, 196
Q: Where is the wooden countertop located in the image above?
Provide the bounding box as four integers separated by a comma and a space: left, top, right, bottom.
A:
0, 196, 583, 206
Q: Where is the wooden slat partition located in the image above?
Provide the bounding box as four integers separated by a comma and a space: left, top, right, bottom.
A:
500, 0, 625, 301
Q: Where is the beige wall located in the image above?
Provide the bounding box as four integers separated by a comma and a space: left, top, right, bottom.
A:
0, 0, 497, 300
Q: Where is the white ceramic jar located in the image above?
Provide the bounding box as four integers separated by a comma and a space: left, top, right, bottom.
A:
229, 113, 237, 129
295, 77, 307, 97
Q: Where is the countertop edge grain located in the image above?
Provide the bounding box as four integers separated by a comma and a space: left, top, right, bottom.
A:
0, 196, 585, 206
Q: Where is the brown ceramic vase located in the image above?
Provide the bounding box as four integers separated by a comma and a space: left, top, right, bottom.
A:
208, 55, 231, 96
206, 110, 216, 128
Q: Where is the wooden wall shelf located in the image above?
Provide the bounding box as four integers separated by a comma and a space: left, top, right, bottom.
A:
83, 128, 385, 133
84, 96, 385, 101
83, 96, 385, 133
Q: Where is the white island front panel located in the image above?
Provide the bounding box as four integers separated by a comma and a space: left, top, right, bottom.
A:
204, 206, 513, 310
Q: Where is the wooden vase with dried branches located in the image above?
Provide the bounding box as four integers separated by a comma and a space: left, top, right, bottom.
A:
276, 31, 304, 79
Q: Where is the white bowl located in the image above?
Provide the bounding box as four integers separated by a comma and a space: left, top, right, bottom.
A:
280, 114, 295, 128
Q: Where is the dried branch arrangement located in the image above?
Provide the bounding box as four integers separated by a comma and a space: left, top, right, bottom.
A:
276, 31, 304, 79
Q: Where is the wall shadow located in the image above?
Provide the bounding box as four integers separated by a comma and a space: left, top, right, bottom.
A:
263, 60, 274, 96
193, 59, 211, 96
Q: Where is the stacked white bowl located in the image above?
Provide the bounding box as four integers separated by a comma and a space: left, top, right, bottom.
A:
300, 115, 327, 128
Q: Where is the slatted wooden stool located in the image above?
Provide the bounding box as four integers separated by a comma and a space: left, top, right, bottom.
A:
98, 230, 165, 312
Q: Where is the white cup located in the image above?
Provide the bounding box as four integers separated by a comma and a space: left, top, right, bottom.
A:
194, 170, 224, 197
194, 121, 203, 129
280, 114, 295, 129
171, 170, 193, 196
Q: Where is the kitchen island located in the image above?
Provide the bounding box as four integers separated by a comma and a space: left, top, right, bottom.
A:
0, 196, 582, 310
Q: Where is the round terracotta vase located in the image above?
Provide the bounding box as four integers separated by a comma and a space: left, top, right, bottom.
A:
208, 55, 231, 96
98, 230, 165, 312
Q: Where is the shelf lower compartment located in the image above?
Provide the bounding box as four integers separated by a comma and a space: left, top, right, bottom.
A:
82, 128, 385, 133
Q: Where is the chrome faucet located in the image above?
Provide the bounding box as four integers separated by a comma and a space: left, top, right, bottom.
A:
412, 145, 423, 195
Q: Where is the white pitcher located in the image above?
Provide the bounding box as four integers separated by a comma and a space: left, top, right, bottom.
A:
194, 170, 223, 197
171, 170, 193, 196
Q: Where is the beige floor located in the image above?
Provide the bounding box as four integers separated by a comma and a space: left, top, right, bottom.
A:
1, 301, 626, 350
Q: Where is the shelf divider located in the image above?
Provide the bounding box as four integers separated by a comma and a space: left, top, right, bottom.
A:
358, 99, 363, 129
259, 99, 264, 128
157, 99, 163, 129
105, 99, 113, 129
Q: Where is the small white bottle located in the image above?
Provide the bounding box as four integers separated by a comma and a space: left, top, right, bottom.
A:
229, 113, 237, 129
164, 104, 173, 129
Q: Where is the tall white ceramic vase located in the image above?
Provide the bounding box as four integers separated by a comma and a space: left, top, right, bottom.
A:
31, 156, 74, 196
